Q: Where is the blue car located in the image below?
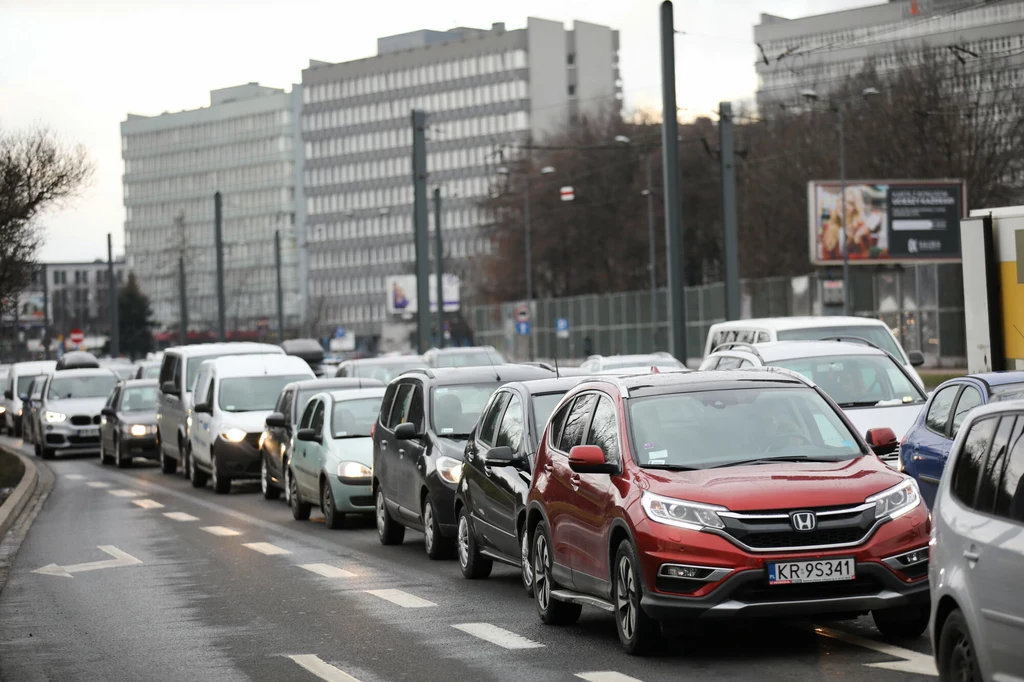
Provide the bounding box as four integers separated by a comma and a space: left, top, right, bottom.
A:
900, 371, 1024, 508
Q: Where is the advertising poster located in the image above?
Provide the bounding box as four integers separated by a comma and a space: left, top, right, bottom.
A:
385, 274, 461, 315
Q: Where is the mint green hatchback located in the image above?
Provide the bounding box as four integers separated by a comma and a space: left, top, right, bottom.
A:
287, 387, 385, 529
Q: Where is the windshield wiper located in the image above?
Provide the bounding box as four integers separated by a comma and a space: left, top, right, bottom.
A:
709, 456, 834, 469
440, 433, 471, 439
335, 434, 371, 439
837, 400, 885, 408
642, 463, 696, 471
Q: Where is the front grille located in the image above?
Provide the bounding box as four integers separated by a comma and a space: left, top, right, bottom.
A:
94, 415, 101, 425
742, 528, 866, 549
68, 435, 100, 445
349, 495, 373, 507
733, 574, 882, 603
70, 415, 91, 426
243, 433, 261, 449
45, 434, 65, 444
719, 504, 875, 551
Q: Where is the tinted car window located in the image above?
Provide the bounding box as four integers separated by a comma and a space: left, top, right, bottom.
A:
495, 394, 524, 452
532, 392, 568, 434
299, 400, 317, 429
310, 401, 325, 433
952, 386, 983, 438
926, 385, 959, 434
478, 392, 510, 446
977, 417, 1017, 514
995, 422, 1024, 523
378, 383, 398, 426
716, 357, 742, 370
158, 354, 177, 387
406, 387, 425, 433
387, 384, 414, 429
558, 394, 597, 452
951, 417, 997, 508
586, 396, 620, 464
547, 402, 571, 447
277, 389, 294, 422
30, 379, 46, 400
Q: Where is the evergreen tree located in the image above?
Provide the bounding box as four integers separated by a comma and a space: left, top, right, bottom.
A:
117, 272, 155, 360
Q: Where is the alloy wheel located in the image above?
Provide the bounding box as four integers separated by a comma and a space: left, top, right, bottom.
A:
288, 471, 298, 510
423, 501, 435, 555
323, 484, 334, 526
521, 532, 534, 588
376, 490, 386, 536
261, 458, 268, 495
211, 456, 219, 489
115, 440, 122, 467
950, 632, 978, 680
534, 533, 550, 611
616, 555, 638, 641
457, 514, 470, 568
284, 466, 292, 504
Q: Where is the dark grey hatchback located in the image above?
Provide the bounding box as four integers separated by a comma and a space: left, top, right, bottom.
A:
100, 379, 160, 468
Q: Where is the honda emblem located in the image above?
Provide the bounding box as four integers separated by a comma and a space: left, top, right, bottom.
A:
791, 511, 817, 532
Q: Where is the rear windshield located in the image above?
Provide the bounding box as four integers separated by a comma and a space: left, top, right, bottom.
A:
120, 386, 159, 412
433, 348, 505, 368
431, 383, 501, 437
218, 375, 311, 412
47, 375, 117, 400
331, 397, 383, 438
350, 360, 426, 383
141, 365, 161, 380
532, 392, 568, 431
776, 325, 903, 359
991, 382, 1024, 402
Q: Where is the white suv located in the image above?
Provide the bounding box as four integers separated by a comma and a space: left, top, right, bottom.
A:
930, 400, 1024, 682
187, 354, 313, 494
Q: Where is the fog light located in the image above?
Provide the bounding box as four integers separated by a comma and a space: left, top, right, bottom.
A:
663, 565, 706, 579
900, 549, 928, 566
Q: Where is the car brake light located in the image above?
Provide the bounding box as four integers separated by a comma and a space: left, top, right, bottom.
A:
650, 366, 660, 374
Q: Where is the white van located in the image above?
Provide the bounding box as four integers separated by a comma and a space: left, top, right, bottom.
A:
704, 316, 925, 386
2, 360, 57, 437
187, 354, 313, 494
156, 343, 284, 475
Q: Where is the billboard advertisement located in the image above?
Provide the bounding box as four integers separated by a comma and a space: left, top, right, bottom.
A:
808, 180, 965, 265
386, 274, 460, 315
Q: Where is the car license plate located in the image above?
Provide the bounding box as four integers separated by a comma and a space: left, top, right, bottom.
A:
77, 429, 97, 438
768, 557, 855, 585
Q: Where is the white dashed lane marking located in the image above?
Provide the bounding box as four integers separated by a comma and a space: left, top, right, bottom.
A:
242, 542, 291, 556
108, 489, 140, 498
86, 481, 110, 488
287, 655, 362, 682
817, 627, 938, 676
132, 499, 164, 509
452, 623, 544, 649
299, 563, 355, 578
163, 512, 199, 522
64, 474, 86, 480
364, 589, 435, 608
201, 526, 241, 537
576, 673, 644, 682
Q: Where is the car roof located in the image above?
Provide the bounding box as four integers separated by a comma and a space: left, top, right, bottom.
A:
709, 316, 888, 332
10, 360, 57, 374
584, 368, 810, 398
205, 354, 313, 378
120, 379, 158, 388
328, 387, 387, 401
715, 340, 887, 362
405, 364, 553, 385
430, 346, 496, 354
290, 377, 384, 391
503, 376, 593, 395
344, 355, 425, 366
164, 342, 285, 358
48, 368, 117, 379
963, 371, 1024, 387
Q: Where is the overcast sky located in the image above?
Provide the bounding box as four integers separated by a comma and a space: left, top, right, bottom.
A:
0, 0, 873, 263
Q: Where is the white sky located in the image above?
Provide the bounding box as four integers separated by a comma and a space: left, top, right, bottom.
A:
0, 0, 873, 262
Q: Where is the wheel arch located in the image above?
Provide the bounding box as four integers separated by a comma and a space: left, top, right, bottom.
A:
608, 517, 639, 585
932, 594, 960, 655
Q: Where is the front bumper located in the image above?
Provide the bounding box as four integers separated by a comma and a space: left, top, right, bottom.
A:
427, 474, 459, 539
328, 476, 374, 513
212, 437, 261, 479
43, 422, 101, 452
121, 434, 159, 460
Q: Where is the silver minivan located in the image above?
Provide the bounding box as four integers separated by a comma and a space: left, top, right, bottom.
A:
156, 343, 284, 475
930, 400, 1024, 682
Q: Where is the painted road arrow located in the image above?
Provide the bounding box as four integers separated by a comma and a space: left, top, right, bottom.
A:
32, 545, 143, 578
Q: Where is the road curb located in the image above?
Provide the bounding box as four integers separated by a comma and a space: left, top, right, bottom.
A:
0, 447, 38, 540
0, 444, 54, 594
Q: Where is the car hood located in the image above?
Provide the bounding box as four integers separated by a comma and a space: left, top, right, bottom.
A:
842, 403, 924, 441
326, 436, 373, 466
218, 410, 272, 434
638, 455, 903, 511
434, 435, 469, 460
117, 411, 157, 425
46, 397, 107, 415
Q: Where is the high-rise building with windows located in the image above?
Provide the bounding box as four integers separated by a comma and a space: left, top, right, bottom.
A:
301, 18, 620, 345
121, 83, 304, 336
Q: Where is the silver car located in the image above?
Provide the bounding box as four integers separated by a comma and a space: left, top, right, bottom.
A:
35, 368, 118, 459
930, 400, 1024, 682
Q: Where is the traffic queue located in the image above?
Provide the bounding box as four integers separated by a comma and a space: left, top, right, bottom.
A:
0, 317, 1021, 681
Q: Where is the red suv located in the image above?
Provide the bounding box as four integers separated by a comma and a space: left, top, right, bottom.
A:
525, 369, 931, 655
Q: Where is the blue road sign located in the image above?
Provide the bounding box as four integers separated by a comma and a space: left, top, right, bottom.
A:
335, 326, 346, 339
516, 321, 531, 336
555, 318, 569, 338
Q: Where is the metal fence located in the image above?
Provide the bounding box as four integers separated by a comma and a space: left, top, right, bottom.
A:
467, 263, 966, 367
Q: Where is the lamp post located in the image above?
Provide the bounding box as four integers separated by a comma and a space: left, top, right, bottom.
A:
615, 135, 658, 348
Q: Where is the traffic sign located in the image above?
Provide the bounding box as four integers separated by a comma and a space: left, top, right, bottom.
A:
335, 326, 346, 339
516, 321, 531, 336
515, 305, 530, 323
555, 318, 570, 339
69, 328, 85, 345
560, 186, 575, 202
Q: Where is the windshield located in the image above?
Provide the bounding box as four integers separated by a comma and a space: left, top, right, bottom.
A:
47, 375, 117, 400
119, 386, 158, 412
433, 348, 505, 368
141, 365, 161, 379
628, 387, 862, 469
770, 355, 925, 407
776, 325, 904, 359
431, 383, 500, 436
17, 375, 40, 395
351, 360, 426, 383
532, 392, 568, 431
331, 397, 383, 438
218, 375, 311, 412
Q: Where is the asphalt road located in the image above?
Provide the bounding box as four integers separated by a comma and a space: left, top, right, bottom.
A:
0, 435, 940, 682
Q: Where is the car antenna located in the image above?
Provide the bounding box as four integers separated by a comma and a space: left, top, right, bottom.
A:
485, 349, 501, 382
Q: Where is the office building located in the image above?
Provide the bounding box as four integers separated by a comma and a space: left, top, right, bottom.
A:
301, 18, 620, 344
754, 0, 1024, 107
121, 83, 304, 335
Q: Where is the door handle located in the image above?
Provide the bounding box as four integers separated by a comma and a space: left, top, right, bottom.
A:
398, 448, 405, 458
570, 473, 581, 490
543, 462, 553, 473
380, 441, 388, 450
964, 546, 981, 562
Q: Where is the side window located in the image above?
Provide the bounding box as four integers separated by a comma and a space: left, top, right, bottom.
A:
700, 358, 719, 370
716, 356, 742, 370
387, 384, 413, 429
193, 372, 209, 406
406, 386, 425, 432
548, 402, 571, 447
277, 389, 294, 421
558, 394, 597, 453
495, 394, 524, 452
951, 417, 998, 508
378, 383, 399, 426
736, 329, 755, 344
478, 392, 510, 446
756, 331, 771, 343
952, 387, 983, 438
32, 380, 46, 400
337, 365, 349, 377
299, 400, 317, 429
739, 360, 754, 369
158, 354, 177, 388
926, 385, 959, 434
311, 401, 325, 433
172, 357, 183, 391
106, 386, 120, 409
995, 420, 1024, 523
585, 397, 620, 464
977, 417, 1017, 513
710, 331, 725, 351
203, 376, 215, 406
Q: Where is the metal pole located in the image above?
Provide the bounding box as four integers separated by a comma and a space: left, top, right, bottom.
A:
412, 110, 431, 354
645, 153, 657, 348
214, 191, 226, 341
660, 0, 688, 363
178, 256, 188, 345
42, 264, 50, 360
839, 107, 850, 315
524, 176, 535, 361
107, 233, 119, 357
719, 102, 740, 321
12, 294, 19, 362
433, 188, 445, 349
275, 229, 285, 343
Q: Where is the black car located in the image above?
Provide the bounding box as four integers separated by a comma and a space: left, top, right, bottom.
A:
335, 355, 428, 383
455, 376, 587, 589
372, 364, 553, 559
100, 379, 160, 467
260, 377, 384, 501
282, 338, 328, 378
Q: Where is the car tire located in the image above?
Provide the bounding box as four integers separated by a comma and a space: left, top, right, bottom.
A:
211, 452, 231, 495
533, 520, 582, 626
99, 440, 111, 465
115, 438, 132, 469
321, 480, 344, 530
160, 448, 176, 474
375, 487, 405, 545
520, 529, 535, 595
34, 441, 42, 458
613, 540, 660, 655
13, 422, 22, 439
288, 468, 311, 521
40, 448, 54, 460
872, 604, 929, 641
188, 449, 208, 488
457, 506, 492, 578
938, 609, 980, 682
179, 441, 190, 479
261, 453, 281, 500
423, 495, 454, 560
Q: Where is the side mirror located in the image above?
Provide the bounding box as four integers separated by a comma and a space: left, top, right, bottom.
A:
866, 427, 899, 456
101, 407, 116, 417
483, 446, 515, 466
394, 422, 419, 440
296, 427, 321, 443
568, 445, 617, 475
18, 393, 29, 402
161, 381, 179, 396
3, 390, 11, 400
908, 350, 925, 368
193, 402, 212, 415
265, 412, 287, 428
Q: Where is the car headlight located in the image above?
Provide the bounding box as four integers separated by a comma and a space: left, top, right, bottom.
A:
258, 431, 268, 450
221, 427, 247, 443
868, 478, 920, 520
44, 411, 67, 423
337, 461, 372, 479
0, 406, 6, 414
641, 490, 726, 531
127, 424, 150, 437
436, 455, 464, 484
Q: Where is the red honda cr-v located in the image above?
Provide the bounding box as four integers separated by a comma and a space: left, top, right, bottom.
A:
525, 368, 930, 655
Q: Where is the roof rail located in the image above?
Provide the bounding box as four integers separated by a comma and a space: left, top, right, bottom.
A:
710, 341, 763, 360
757, 365, 817, 388
818, 335, 880, 350
401, 368, 434, 379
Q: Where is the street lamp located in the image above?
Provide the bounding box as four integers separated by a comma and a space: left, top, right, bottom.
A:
615, 135, 658, 346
